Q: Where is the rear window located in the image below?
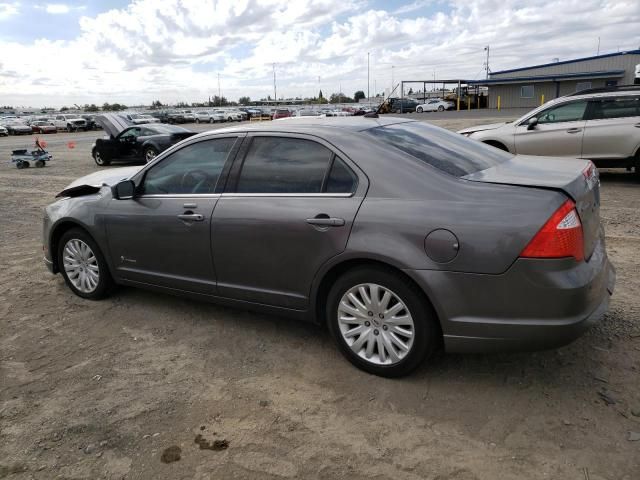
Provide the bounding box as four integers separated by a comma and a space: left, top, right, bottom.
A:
364, 122, 512, 177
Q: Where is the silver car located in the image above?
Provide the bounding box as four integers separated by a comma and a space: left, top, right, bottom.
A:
43, 117, 614, 377
459, 87, 640, 176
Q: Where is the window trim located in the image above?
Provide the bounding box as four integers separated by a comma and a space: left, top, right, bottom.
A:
226, 133, 361, 197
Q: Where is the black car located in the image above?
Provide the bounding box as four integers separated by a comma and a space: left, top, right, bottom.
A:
387, 98, 419, 113
92, 114, 195, 166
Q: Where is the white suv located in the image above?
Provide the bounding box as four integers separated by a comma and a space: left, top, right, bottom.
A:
459, 86, 640, 176
54, 114, 88, 132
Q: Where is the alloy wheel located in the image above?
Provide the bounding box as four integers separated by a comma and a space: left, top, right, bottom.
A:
337, 283, 415, 365
145, 148, 157, 162
63, 239, 100, 293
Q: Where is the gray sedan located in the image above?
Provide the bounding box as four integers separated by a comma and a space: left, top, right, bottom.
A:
43, 117, 615, 377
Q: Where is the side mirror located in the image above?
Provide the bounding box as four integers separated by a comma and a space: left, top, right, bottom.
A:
112, 180, 135, 200
527, 117, 538, 130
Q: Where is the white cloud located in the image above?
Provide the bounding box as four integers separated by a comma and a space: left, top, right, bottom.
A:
0, 0, 639, 107
45, 3, 70, 14
0, 1, 19, 20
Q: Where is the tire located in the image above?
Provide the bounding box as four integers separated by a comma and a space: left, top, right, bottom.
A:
93, 150, 110, 166
209, 118, 214, 124
196, 118, 200, 124
57, 228, 114, 300
35, 160, 45, 168
634, 153, 640, 181
437, 105, 444, 112
144, 146, 159, 163
326, 266, 439, 377
16, 161, 25, 169
66, 125, 73, 132
417, 107, 423, 113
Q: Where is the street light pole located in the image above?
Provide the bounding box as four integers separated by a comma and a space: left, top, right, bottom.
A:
273, 63, 277, 103
217, 73, 221, 106
484, 45, 490, 79
367, 52, 370, 106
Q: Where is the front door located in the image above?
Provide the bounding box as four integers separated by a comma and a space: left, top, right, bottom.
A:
212, 134, 366, 309
514, 100, 588, 157
104, 136, 240, 294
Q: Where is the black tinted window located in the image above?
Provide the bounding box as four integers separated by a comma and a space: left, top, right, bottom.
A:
326, 157, 357, 193
142, 138, 236, 194
237, 137, 332, 193
589, 96, 640, 120
365, 122, 512, 177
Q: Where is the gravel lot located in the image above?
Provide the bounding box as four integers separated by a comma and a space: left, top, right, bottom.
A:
1, 113, 639, 479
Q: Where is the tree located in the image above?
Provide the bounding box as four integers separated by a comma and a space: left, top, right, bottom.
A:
60, 106, 69, 111
150, 100, 163, 109
318, 89, 324, 99
84, 104, 99, 112
238, 96, 251, 105
329, 92, 354, 104
354, 90, 365, 102
408, 87, 413, 95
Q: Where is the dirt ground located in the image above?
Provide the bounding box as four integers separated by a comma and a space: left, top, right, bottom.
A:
1, 114, 639, 480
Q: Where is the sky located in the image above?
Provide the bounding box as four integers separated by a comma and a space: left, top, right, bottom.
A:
0, 0, 639, 107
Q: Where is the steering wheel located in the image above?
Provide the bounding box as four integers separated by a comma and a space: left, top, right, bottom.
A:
180, 169, 212, 193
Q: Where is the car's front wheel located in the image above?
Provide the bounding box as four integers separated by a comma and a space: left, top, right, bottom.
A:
144, 146, 159, 163
417, 107, 423, 113
195, 118, 200, 124
93, 150, 110, 166
327, 267, 439, 377
437, 105, 444, 112
57, 228, 114, 300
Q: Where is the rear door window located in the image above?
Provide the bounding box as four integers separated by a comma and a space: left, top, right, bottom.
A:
365, 122, 512, 177
236, 137, 333, 193
588, 96, 640, 120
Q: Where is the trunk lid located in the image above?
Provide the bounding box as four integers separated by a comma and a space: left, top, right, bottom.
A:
464, 155, 601, 259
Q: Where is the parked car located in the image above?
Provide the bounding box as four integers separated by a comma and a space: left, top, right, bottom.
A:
3, 120, 33, 135
272, 109, 292, 120
214, 109, 241, 122
30, 121, 57, 134
124, 113, 160, 125
54, 114, 88, 132
81, 115, 101, 130
458, 86, 640, 176
44, 117, 614, 377
195, 111, 224, 124
416, 99, 455, 112
165, 111, 189, 124
386, 98, 419, 113
0, 125, 8, 136
91, 113, 195, 166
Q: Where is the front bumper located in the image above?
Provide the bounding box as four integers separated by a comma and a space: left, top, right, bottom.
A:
407, 236, 615, 353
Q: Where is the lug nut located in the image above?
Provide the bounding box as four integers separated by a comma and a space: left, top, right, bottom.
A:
367, 311, 373, 316
378, 313, 384, 319
373, 329, 379, 336
365, 321, 370, 327
382, 325, 388, 331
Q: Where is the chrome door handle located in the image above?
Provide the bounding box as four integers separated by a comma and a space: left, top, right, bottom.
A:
178, 213, 204, 222
566, 128, 582, 134
306, 217, 345, 227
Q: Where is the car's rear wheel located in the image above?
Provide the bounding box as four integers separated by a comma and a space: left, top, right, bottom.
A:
144, 146, 159, 163
57, 228, 114, 300
93, 150, 110, 166
437, 105, 445, 112
327, 267, 439, 377
195, 118, 200, 124
209, 118, 214, 123
417, 107, 423, 113
35, 160, 45, 168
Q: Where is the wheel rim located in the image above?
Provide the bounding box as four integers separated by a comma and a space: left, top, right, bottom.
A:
63, 239, 100, 293
145, 149, 157, 162
337, 283, 415, 366
94, 152, 103, 165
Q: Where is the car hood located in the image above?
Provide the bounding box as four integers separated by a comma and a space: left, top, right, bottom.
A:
94, 113, 133, 137
457, 122, 510, 134
56, 166, 143, 198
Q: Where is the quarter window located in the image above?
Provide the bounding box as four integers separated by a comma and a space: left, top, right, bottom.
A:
521, 85, 534, 98
142, 137, 236, 195
588, 96, 640, 120
326, 156, 357, 193
537, 101, 588, 124
236, 137, 333, 193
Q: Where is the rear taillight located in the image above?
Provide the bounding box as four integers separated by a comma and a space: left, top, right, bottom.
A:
520, 200, 584, 261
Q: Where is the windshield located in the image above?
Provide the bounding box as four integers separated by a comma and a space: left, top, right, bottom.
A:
149, 124, 190, 133
365, 122, 512, 177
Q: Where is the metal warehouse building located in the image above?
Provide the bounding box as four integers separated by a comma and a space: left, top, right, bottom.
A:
471, 49, 640, 109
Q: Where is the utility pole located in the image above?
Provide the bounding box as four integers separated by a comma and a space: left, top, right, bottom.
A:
339, 81, 342, 104
273, 64, 277, 103
597, 37, 601, 55
367, 52, 370, 105
484, 45, 490, 79
391, 65, 394, 91
217, 73, 221, 106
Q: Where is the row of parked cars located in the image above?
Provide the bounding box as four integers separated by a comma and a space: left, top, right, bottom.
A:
0, 113, 103, 135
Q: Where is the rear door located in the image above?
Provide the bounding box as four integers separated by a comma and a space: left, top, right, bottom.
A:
582, 95, 640, 160
104, 136, 241, 293
514, 100, 588, 157
211, 133, 366, 309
